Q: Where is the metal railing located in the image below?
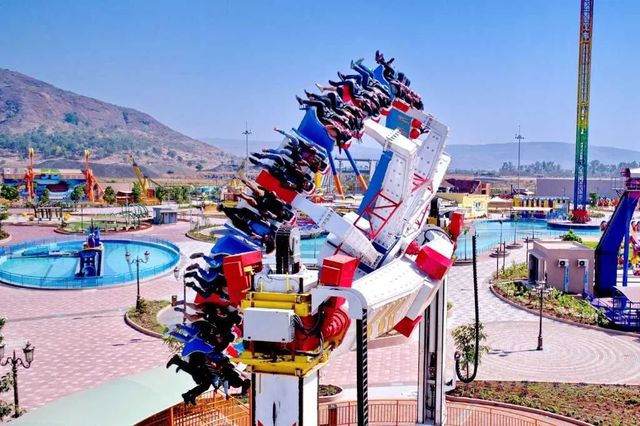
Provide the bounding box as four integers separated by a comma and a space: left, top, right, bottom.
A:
589, 295, 640, 329
136, 395, 565, 426
136, 390, 250, 426
447, 402, 556, 426
0, 236, 180, 289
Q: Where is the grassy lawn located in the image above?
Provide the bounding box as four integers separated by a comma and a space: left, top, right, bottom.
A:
127, 299, 170, 334
186, 226, 219, 243
493, 261, 609, 327
494, 280, 609, 326
582, 240, 599, 249
449, 381, 640, 426
63, 220, 141, 233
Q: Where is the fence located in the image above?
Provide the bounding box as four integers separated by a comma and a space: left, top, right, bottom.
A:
136, 395, 564, 426
137, 391, 250, 426
590, 295, 640, 329
0, 235, 180, 289
447, 402, 557, 426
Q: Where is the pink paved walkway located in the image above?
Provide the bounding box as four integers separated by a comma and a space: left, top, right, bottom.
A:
0, 223, 204, 409
2, 223, 640, 414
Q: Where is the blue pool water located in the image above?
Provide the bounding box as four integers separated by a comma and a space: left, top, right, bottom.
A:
0, 237, 180, 289
299, 220, 603, 261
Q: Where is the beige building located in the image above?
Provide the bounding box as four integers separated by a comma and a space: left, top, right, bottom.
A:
528, 240, 595, 295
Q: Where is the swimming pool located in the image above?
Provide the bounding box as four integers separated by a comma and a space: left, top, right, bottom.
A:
299, 219, 603, 262
0, 237, 180, 289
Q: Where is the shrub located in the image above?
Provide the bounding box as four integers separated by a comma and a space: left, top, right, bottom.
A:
561, 229, 583, 243
452, 323, 490, 377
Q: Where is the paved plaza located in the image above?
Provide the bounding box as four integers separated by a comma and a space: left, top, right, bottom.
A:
1, 223, 640, 412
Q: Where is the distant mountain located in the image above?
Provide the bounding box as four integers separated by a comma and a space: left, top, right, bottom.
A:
0, 68, 235, 176
201, 137, 280, 158
209, 135, 639, 173
446, 142, 640, 171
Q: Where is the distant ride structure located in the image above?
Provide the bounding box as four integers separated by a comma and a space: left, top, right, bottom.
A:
572, 0, 594, 223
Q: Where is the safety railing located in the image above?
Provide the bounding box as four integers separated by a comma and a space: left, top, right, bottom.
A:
0, 236, 180, 289
319, 399, 416, 425
447, 402, 556, 426
136, 390, 250, 426
590, 295, 640, 329
136, 396, 565, 426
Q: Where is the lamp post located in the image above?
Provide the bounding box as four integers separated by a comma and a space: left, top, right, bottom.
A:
242, 122, 252, 162
125, 250, 150, 310
536, 276, 550, 351
499, 220, 506, 274
515, 126, 524, 194
0, 342, 35, 418
173, 267, 187, 325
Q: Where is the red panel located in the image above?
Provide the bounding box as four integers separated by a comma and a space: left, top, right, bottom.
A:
392, 99, 410, 112
393, 315, 422, 338
319, 255, 359, 287
255, 170, 299, 204
449, 211, 465, 241
415, 245, 453, 281
222, 251, 263, 305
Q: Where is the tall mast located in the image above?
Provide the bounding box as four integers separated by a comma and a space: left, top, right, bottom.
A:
573, 0, 594, 223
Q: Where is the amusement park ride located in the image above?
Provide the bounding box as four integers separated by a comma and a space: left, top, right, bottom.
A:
168, 52, 465, 426
572, 0, 594, 223
20, 148, 104, 202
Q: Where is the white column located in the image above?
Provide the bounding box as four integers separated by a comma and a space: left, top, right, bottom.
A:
252, 372, 318, 426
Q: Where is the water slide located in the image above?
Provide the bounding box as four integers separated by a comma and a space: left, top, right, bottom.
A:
595, 190, 640, 295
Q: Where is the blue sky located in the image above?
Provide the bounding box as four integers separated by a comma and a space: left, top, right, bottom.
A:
1, 0, 639, 150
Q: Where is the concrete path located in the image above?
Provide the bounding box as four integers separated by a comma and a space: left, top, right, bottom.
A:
320, 246, 640, 387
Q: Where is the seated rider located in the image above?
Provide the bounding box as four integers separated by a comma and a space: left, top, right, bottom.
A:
216, 204, 277, 253
249, 155, 315, 193
238, 174, 295, 222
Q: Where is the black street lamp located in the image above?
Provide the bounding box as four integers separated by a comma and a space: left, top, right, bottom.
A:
0, 342, 35, 418
125, 250, 150, 310
173, 267, 187, 325
536, 276, 550, 351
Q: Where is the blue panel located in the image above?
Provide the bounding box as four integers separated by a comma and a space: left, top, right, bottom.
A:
595, 191, 640, 295
372, 65, 393, 97
385, 108, 412, 137
211, 234, 260, 257
296, 108, 335, 153
357, 151, 393, 215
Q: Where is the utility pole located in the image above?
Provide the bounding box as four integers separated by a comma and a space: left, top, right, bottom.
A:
242, 122, 252, 162
515, 126, 525, 194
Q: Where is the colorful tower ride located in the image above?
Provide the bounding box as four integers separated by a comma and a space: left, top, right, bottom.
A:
572, 0, 594, 223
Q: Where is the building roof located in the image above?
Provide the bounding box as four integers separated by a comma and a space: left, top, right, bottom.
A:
11, 367, 193, 426
440, 178, 482, 194
533, 239, 591, 251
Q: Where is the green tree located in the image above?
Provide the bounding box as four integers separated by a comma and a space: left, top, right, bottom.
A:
0, 210, 8, 234
131, 181, 143, 203
103, 186, 116, 205
195, 163, 204, 171
0, 317, 14, 420
70, 185, 85, 202
154, 185, 168, 202
0, 185, 19, 202
452, 323, 490, 378
39, 189, 50, 204
588, 192, 598, 207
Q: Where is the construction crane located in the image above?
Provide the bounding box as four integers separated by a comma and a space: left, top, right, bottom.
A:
572, 0, 594, 223
24, 147, 36, 200
83, 150, 103, 202
129, 155, 159, 204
